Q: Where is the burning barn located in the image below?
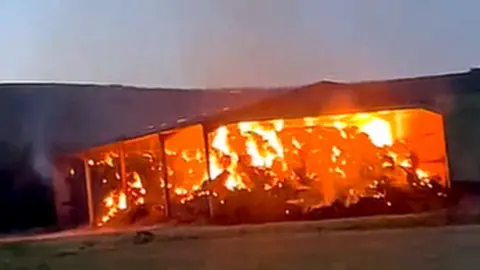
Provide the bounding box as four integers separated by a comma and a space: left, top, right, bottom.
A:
53, 78, 455, 229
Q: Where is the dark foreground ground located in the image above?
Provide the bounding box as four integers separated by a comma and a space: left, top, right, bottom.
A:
2, 223, 480, 270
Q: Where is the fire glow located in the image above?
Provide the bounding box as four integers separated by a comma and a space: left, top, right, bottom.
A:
88, 152, 149, 227
83, 109, 447, 227
201, 112, 438, 209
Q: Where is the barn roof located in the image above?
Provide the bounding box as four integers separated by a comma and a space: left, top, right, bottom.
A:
2, 68, 480, 155
0, 83, 291, 154
201, 69, 480, 130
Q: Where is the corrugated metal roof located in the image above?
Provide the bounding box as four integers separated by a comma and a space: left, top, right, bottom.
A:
2, 69, 479, 155
201, 71, 477, 130
0, 84, 292, 153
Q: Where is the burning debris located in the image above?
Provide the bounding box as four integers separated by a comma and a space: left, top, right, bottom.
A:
173, 110, 448, 224
80, 109, 449, 227
86, 137, 167, 227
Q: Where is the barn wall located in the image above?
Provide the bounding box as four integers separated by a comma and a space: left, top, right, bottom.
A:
440, 92, 480, 182
52, 157, 89, 229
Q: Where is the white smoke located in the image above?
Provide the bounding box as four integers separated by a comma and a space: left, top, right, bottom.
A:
21, 90, 64, 185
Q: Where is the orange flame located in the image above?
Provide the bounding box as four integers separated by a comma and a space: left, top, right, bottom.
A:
95, 170, 147, 227
205, 113, 436, 206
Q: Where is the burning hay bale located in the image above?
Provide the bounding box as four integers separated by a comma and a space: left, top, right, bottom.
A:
168, 112, 449, 224
81, 109, 449, 227
85, 145, 167, 228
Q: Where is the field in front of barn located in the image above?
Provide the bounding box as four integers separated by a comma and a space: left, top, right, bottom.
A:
2, 212, 480, 270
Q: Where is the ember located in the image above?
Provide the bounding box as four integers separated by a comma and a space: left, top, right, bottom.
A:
169, 109, 448, 223
79, 108, 449, 227
86, 135, 166, 227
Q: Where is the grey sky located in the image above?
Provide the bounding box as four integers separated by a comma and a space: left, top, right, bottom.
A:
1, 0, 479, 87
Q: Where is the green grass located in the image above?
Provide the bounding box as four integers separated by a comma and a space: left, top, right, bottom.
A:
0, 211, 468, 270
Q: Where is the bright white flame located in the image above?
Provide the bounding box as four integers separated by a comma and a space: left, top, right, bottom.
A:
358, 118, 393, 147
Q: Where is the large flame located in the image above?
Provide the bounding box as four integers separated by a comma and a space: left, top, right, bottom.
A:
200, 112, 438, 207
92, 154, 148, 227
85, 110, 445, 227
209, 115, 397, 191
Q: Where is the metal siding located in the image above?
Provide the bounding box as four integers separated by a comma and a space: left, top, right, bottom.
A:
443, 93, 480, 182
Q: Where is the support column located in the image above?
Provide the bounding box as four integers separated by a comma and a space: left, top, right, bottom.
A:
202, 125, 214, 219
83, 158, 95, 227
442, 116, 452, 189
120, 142, 128, 196
158, 134, 172, 218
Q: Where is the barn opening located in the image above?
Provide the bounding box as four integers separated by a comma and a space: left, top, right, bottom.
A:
66, 107, 449, 228
78, 134, 167, 228
177, 108, 449, 224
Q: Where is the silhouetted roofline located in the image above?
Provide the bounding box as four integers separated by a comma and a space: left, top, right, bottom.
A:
2, 67, 478, 92
302, 69, 473, 89
0, 81, 295, 93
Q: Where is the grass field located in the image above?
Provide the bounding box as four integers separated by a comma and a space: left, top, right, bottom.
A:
1, 213, 479, 270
